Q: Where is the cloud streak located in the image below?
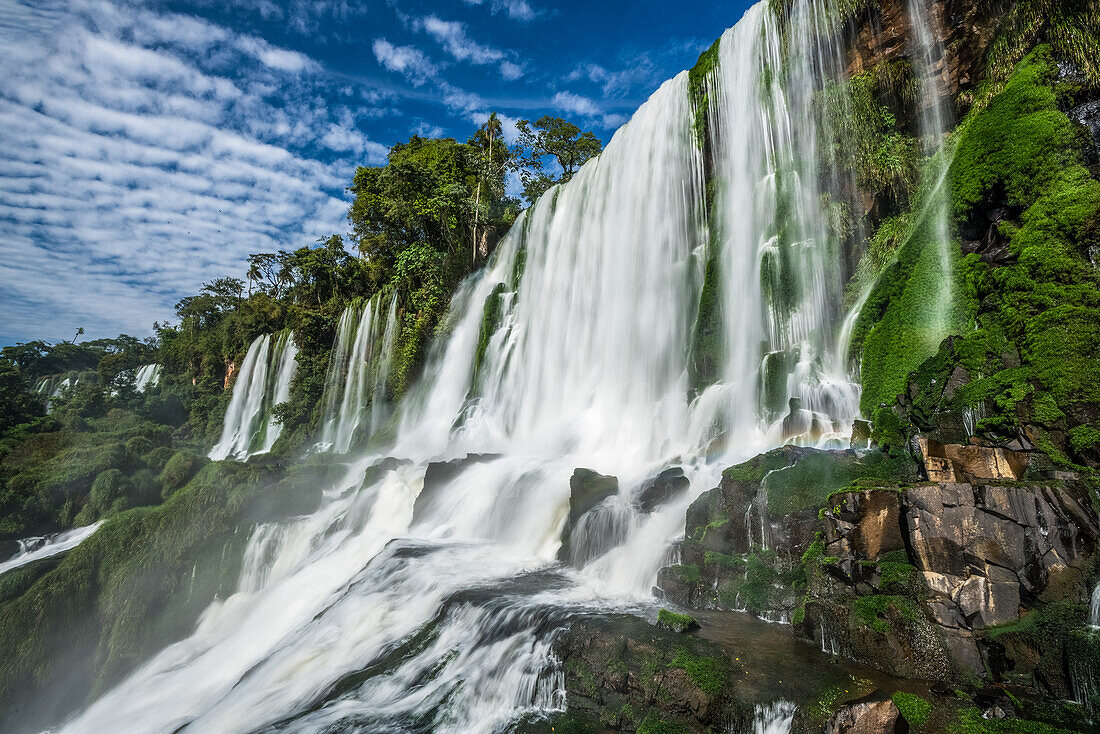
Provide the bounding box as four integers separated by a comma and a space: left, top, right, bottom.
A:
0, 0, 387, 343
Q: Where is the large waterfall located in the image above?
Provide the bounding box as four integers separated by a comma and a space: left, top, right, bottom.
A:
209, 331, 299, 461
58, 2, 912, 731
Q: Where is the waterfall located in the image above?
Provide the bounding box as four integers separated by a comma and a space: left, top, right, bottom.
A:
753, 701, 797, 734
133, 364, 162, 392
209, 331, 299, 461
699, 0, 861, 448
0, 522, 103, 578
56, 3, 909, 731
318, 292, 398, 454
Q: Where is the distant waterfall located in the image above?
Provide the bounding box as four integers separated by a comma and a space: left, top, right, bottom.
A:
209, 331, 299, 461
133, 364, 162, 392
0, 522, 103, 578
317, 292, 398, 454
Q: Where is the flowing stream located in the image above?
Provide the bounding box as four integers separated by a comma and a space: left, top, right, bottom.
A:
57, 2, 896, 731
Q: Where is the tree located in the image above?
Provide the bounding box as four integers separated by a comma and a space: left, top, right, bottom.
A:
71, 327, 84, 344
513, 116, 603, 202
471, 112, 509, 262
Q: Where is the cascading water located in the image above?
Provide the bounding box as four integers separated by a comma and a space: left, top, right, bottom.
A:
694, 0, 862, 450
133, 364, 162, 392
318, 292, 398, 454
0, 521, 103, 578
56, 3, 897, 731
209, 331, 299, 461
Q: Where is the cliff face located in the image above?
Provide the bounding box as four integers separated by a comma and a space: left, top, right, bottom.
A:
843, 0, 1004, 106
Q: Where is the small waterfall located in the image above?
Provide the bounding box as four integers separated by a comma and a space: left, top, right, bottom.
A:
0, 522, 103, 578
133, 364, 162, 392
209, 331, 298, 461
752, 701, 796, 734
318, 292, 398, 454
1090, 582, 1100, 627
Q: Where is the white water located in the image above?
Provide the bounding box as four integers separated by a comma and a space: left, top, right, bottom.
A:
0, 522, 103, 578
133, 364, 162, 392
209, 331, 298, 461
753, 701, 797, 734
56, 2, 902, 731
318, 292, 399, 454
696, 0, 861, 449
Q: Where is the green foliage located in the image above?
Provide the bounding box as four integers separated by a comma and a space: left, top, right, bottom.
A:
867, 48, 1100, 460
970, 0, 1100, 110
158, 450, 204, 499
892, 691, 933, 725
0, 460, 291, 730
822, 60, 921, 209
513, 117, 603, 201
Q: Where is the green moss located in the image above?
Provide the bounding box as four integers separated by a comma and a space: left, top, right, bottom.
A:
668, 647, 728, 696
892, 691, 933, 725
762, 450, 918, 516
852, 594, 921, 634
472, 282, 507, 388
637, 714, 689, 734
689, 254, 722, 394
656, 609, 699, 633
687, 39, 721, 149
949, 707, 1079, 734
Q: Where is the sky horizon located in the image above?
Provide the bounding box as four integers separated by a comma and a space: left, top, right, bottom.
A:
0, 0, 752, 347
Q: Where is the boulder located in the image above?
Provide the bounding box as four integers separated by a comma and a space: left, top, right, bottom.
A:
824, 697, 908, 734
634, 467, 690, 513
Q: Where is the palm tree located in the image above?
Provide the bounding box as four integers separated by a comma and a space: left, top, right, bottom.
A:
71, 327, 84, 344
472, 112, 504, 264
246, 261, 263, 297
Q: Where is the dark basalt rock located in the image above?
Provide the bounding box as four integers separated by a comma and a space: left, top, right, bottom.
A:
557, 468, 619, 564
633, 467, 690, 513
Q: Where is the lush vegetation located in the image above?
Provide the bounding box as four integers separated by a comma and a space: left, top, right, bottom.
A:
855, 46, 1100, 467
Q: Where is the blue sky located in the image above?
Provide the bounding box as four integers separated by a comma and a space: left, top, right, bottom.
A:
0, 0, 751, 345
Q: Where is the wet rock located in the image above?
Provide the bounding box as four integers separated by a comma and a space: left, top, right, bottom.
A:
634, 467, 690, 513
851, 420, 872, 449
554, 613, 748, 732
915, 436, 1027, 482
567, 468, 619, 523
557, 468, 619, 564
655, 609, 700, 633
824, 697, 908, 734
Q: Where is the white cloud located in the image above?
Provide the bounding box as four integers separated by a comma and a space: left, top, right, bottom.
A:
462, 0, 539, 22
372, 38, 438, 86
412, 15, 523, 81
552, 91, 602, 118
